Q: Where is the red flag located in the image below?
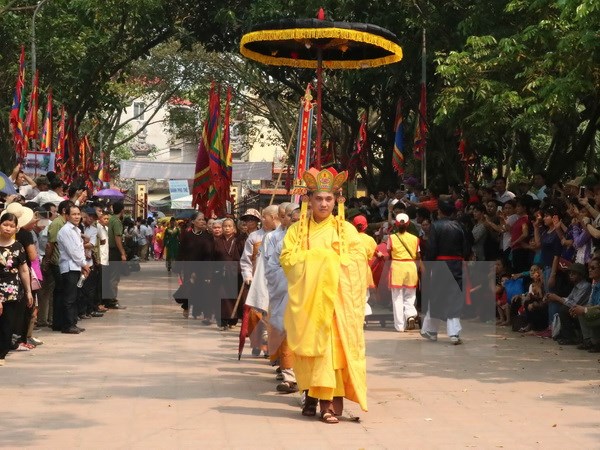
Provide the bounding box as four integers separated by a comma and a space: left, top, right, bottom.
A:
223, 86, 232, 185
98, 149, 110, 184
63, 118, 77, 183
40, 89, 53, 152
55, 106, 66, 175
78, 136, 87, 173
321, 139, 335, 168
413, 83, 427, 160
193, 120, 211, 211
24, 70, 39, 150
348, 113, 367, 180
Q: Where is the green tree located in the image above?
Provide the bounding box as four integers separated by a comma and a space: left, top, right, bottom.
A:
435, 0, 600, 182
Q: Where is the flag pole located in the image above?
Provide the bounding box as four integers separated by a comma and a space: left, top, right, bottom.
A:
420, 28, 427, 190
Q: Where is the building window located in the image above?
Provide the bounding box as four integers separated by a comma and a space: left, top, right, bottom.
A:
133, 102, 145, 120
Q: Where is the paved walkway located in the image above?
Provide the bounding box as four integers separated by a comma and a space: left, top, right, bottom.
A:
1, 261, 599, 449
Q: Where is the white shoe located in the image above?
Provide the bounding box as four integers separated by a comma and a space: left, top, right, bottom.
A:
28, 337, 43, 346
450, 335, 462, 345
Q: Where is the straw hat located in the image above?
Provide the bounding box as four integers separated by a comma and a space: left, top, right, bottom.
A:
240, 208, 261, 221
0, 202, 35, 228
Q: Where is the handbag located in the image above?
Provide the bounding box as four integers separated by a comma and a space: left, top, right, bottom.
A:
30, 270, 42, 291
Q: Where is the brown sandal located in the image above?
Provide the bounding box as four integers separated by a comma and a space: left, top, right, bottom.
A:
320, 411, 339, 424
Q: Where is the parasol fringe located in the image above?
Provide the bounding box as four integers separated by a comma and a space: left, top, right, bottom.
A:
240, 27, 403, 70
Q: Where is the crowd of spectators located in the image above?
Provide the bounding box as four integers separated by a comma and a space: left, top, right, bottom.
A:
342, 171, 600, 353
3, 161, 600, 367
0, 165, 129, 366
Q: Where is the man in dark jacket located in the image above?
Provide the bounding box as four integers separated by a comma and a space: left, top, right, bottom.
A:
421, 200, 470, 345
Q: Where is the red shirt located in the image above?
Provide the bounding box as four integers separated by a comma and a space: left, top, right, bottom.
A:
510, 215, 530, 249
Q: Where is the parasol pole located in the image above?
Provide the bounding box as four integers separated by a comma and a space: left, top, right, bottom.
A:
316, 48, 323, 170
420, 28, 427, 189
270, 117, 299, 205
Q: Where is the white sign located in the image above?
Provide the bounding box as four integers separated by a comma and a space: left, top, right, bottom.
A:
23, 152, 55, 177
168, 179, 191, 209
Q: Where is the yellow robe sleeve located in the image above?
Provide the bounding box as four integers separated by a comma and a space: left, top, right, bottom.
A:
281, 222, 339, 357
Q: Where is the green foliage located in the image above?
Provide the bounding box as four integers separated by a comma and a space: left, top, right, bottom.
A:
436, 0, 600, 181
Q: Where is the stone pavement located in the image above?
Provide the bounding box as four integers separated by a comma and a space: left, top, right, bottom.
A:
1, 261, 599, 449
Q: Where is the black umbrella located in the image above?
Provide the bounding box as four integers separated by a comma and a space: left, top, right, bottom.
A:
240, 10, 403, 168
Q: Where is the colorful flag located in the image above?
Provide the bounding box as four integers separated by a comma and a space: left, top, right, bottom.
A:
392, 99, 405, 175
207, 85, 223, 189
40, 89, 53, 152
10, 46, 26, 159
413, 83, 427, 160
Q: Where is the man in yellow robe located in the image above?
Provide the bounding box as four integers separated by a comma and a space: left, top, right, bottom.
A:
280, 167, 369, 424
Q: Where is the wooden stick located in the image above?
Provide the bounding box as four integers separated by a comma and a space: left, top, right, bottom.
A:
230, 282, 246, 319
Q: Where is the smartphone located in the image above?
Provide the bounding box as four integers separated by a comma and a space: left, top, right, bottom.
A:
579, 186, 586, 198
400, 183, 405, 191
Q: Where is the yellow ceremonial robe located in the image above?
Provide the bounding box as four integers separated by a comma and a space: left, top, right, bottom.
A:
281, 214, 369, 411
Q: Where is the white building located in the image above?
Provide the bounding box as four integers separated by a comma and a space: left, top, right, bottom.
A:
119, 96, 279, 214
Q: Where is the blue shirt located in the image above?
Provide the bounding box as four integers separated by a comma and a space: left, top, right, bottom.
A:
590, 283, 600, 306
540, 228, 562, 269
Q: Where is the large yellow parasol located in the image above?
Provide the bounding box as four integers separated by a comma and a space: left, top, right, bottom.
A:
240, 9, 403, 169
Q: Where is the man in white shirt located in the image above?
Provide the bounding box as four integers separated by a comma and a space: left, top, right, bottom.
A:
96, 210, 110, 312
31, 179, 66, 207
494, 176, 516, 204
57, 205, 90, 334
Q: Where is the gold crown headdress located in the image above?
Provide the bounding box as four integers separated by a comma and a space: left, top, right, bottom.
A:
293, 167, 350, 264
302, 167, 348, 193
